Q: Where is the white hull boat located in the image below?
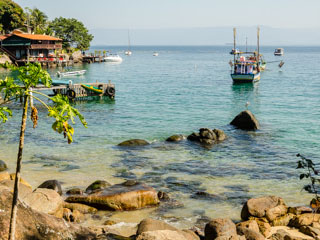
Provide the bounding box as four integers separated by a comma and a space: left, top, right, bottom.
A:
104, 54, 123, 62
57, 70, 86, 77
153, 52, 159, 56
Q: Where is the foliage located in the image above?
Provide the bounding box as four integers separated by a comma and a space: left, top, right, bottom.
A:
0, 0, 25, 33
296, 153, 320, 210
24, 7, 48, 34
0, 63, 87, 143
49, 17, 93, 50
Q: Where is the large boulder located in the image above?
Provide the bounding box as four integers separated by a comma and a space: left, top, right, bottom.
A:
137, 218, 199, 240
0, 160, 7, 171
37, 179, 62, 195
241, 196, 287, 221
118, 139, 150, 147
23, 188, 64, 216
66, 182, 159, 210
204, 218, 238, 240
0, 187, 96, 240
230, 110, 260, 130
0, 179, 32, 199
136, 230, 191, 240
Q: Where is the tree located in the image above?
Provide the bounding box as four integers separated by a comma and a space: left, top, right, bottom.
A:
25, 7, 48, 34
0, 63, 87, 240
0, 0, 25, 33
49, 17, 93, 50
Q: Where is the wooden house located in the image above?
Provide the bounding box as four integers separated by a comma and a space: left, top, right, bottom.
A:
0, 30, 63, 64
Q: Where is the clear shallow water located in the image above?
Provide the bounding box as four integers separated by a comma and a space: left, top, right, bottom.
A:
0, 46, 319, 228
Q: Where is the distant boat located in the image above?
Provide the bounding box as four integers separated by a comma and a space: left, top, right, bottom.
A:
57, 70, 86, 77
229, 48, 240, 55
274, 48, 284, 56
125, 30, 132, 56
104, 54, 123, 63
230, 27, 263, 83
153, 52, 159, 56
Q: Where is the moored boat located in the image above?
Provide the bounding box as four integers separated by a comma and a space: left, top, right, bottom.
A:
153, 52, 159, 56
81, 84, 103, 94
274, 48, 284, 56
104, 54, 123, 63
230, 27, 263, 83
57, 70, 86, 77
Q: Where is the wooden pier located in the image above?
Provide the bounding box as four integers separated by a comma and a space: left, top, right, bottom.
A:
34, 81, 115, 100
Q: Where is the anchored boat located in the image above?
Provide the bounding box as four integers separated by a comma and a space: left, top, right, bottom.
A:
274, 48, 284, 56
230, 27, 263, 83
57, 70, 86, 77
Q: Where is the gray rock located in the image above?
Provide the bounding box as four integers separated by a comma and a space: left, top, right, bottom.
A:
230, 110, 260, 130
187, 132, 200, 141
166, 134, 186, 142
66, 188, 83, 195
213, 129, 226, 141
199, 128, 216, 140
37, 179, 62, 195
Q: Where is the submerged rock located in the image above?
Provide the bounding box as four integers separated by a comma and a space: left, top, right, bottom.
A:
118, 139, 150, 147
187, 128, 226, 147
37, 179, 62, 195
86, 180, 112, 194
0, 160, 7, 171
166, 134, 186, 142
66, 182, 160, 210
230, 110, 260, 130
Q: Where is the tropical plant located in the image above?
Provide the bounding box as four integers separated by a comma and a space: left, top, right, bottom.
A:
296, 153, 320, 211
0, 0, 25, 33
0, 63, 87, 240
49, 17, 93, 50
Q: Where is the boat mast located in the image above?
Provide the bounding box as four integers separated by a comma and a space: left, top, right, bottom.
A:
233, 27, 236, 71
128, 30, 131, 51
257, 26, 260, 71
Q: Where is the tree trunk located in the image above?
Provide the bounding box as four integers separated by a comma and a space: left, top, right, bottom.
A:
8, 95, 29, 240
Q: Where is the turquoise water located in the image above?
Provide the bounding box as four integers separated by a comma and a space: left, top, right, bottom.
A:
0, 46, 319, 227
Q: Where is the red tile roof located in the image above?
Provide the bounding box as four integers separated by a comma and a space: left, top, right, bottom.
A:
13, 33, 62, 41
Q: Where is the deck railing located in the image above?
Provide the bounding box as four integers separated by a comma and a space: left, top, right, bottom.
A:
30, 44, 62, 49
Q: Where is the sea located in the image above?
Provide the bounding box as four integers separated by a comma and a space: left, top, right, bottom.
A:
0, 45, 319, 228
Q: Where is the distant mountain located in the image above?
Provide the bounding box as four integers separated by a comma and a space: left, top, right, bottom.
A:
90, 26, 320, 46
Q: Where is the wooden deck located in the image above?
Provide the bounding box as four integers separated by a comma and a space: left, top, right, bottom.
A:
34, 81, 115, 100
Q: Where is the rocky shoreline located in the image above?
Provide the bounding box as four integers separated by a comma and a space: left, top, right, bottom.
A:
0, 171, 319, 240
1, 111, 318, 239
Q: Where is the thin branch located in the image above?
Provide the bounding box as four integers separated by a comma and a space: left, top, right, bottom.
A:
29, 95, 50, 110
28, 90, 53, 100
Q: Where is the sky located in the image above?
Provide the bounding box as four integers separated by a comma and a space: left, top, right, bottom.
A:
14, 0, 320, 29
14, 0, 320, 45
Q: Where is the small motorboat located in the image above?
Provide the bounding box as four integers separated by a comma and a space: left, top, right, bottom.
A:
57, 70, 86, 77
124, 50, 132, 56
274, 48, 284, 56
153, 52, 159, 56
104, 54, 123, 63
81, 84, 103, 94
